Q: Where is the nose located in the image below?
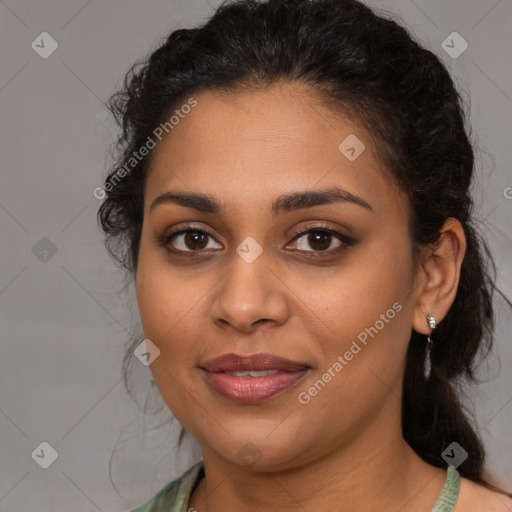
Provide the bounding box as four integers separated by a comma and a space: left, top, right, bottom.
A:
209, 251, 290, 333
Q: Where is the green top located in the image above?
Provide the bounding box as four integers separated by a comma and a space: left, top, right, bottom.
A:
128, 461, 460, 512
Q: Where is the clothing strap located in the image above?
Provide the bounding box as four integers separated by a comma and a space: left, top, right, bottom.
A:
431, 466, 461, 512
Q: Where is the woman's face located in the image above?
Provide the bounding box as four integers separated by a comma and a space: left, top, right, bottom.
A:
136, 83, 420, 470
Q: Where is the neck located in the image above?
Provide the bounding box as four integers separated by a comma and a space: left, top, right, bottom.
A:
189, 405, 445, 512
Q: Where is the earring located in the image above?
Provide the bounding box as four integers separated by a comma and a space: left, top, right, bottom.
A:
426, 314, 436, 342
424, 314, 436, 380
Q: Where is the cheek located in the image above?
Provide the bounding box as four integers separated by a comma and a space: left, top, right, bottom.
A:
136, 230, 191, 329
135, 234, 224, 376
135, 252, 206, 420
136, 275, 205, 357
312, 240, 414, 376
136, 263, 173, 339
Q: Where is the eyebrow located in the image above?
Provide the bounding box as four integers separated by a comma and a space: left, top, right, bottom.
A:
149, 186, 374, 216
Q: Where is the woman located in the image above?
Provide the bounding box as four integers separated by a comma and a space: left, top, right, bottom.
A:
98, 0, 512, 510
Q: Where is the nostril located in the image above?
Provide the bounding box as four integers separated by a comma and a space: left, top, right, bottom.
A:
253, 318, 271, 326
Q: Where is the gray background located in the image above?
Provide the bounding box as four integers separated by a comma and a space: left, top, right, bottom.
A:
0, 0, 511, 510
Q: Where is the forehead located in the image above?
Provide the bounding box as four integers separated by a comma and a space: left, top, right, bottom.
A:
144, 83, 405, 216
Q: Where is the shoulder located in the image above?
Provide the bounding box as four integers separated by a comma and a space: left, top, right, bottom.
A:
456, 476, 512, 512
128, 461, 205, 512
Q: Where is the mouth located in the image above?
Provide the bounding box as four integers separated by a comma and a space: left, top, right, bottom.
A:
200, 352, 311, 403
201, 352, 310, 372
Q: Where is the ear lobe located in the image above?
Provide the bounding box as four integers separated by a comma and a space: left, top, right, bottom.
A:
412, 217, 466, 335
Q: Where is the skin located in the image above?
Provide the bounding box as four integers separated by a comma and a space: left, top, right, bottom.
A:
135, 82, 512, 511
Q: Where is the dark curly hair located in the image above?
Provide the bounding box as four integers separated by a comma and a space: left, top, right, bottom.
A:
97, 0, 512, 496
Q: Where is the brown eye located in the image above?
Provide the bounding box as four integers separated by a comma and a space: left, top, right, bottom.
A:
184, 231, 208, 250
286, 227, 354, 254
163, 227, 223, 253
307, 231, 332, 251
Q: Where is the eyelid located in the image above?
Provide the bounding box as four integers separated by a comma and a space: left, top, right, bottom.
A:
165, 222, 216, 239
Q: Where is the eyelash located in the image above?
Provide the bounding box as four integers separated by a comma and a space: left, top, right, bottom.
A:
157, 223, 355, 258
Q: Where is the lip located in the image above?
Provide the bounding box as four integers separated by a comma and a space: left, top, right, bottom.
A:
201, 368, 310, 403
200, 352, 311, 403
201, 352, 310, 372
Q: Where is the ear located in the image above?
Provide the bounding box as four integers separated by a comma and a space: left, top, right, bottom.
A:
412, 217, 467, 335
